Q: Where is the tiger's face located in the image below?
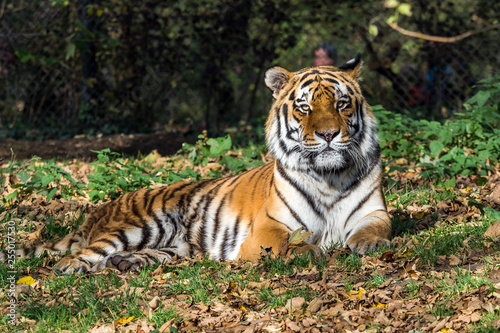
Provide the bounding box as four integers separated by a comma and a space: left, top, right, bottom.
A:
265, 54, 378, 172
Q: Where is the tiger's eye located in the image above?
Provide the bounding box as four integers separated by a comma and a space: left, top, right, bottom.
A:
337, 101, 345, 109
300, 105, 311, 113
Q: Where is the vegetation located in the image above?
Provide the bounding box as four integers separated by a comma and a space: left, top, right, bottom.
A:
1, 0, 499, 138
0, 81, 500, 332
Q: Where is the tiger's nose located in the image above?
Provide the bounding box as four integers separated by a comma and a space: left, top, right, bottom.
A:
316, 130, 340, 142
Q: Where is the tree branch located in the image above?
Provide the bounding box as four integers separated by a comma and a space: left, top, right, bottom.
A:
387, 22, 500, 43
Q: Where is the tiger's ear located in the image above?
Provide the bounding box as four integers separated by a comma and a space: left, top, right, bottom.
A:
338, 53, 362, 79
265, 66, 292, 99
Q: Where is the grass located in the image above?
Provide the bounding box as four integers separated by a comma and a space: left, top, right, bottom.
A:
1, 130, 500, 331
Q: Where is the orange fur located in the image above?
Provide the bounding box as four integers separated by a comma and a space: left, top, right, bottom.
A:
2, 56, 391, 273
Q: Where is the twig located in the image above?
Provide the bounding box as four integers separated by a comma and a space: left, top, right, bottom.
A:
0, 0, 6, 19
387, 22, 500, 43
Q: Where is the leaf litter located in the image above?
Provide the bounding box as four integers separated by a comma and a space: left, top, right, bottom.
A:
1, 155, 500, 332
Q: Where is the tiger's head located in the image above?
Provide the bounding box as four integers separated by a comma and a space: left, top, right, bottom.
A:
264, 54, 380, 174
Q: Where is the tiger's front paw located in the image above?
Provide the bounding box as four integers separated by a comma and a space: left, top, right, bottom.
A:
347, 236, 390, 255
53, 257, 90, 274
288, 243, 323, 258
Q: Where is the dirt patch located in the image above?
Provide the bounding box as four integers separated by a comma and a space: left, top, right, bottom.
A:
0, 131, 194, 161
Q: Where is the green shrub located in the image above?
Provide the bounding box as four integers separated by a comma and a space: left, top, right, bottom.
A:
374, 76, 500, 180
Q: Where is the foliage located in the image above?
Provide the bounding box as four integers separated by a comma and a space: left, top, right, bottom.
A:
2, 157, 84, 204
1, 72, 500, 332
180, 133, 265, 173
0, 0, 303, 138
2, 1, 499, 139
376, 76, 500, 180
86, 149, 167, 202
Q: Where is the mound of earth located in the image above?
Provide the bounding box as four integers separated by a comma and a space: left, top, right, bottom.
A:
0, 131, 193, 161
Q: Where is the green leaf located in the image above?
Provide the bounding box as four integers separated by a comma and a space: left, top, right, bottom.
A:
46, 187, 57, 201
476, 177, 488, 186
6, 190, 18, 201
65, 42, 76, 61
466, 90, 490, 107
397, 3, 412, 16
443, 178, 456, 189
368, 24, 379, 36
429, 141, 444, 158
42, 174, 55, 187
17, 170, 31, 183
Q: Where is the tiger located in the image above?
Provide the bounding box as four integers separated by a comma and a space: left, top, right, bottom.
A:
2, 54, 391, 274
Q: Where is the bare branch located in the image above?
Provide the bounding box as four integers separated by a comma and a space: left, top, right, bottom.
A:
387, 22, 500, 43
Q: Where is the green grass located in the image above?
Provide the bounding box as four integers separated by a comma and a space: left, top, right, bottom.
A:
2, 87, 500, 331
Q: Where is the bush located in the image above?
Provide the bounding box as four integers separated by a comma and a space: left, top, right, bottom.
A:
375, 77, 500, 179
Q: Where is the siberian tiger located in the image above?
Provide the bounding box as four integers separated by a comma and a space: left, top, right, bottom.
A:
3, 54, 391, 273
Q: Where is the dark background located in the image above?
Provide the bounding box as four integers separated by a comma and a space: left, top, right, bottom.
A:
1, 0, 499, 140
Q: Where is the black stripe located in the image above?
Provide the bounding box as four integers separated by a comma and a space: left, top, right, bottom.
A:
279, 139, 288, 154
152, 214, 166, 247
137, 222, 152, 250
231, 213, 242, 252
197, 177, 235, 252
273, 183, 307, 228
97, 238, 118, 249
344, 185, 379, 228
282, 104, 291, 139
77, 257, 92, 266
220, 228, 230, 259
159, 249, 177, 258
117, 229, 129, 251
276, 162, 324, 220
164, 213, 178, 245
227, 173, 244, 187
288, 90, 295, 100
299, 72, 317, 83
324, 78, 339, 86
265, 211, 289, 230
161, 182, 193, 208
177, 180, 212, 216
144, 189, 156, 215
342, 155, 380, 194
67, 238, 79, 249
130, 191, 143, 220
282, 103, 288, 120
213, 192, 230, 245
275, 105, 282, 139
301, 79, 315, 89
87, 246, 108, 257
143, 252, 157, 263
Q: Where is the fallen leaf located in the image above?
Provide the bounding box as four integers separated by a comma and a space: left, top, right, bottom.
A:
16, 276, 36, 285
484, 219, 500, 239
288, 227, 313, 245
346, 287, 366, 299
115, 316, 134, 325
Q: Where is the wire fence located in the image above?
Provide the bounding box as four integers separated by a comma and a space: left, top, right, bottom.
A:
1, 1, 499, 139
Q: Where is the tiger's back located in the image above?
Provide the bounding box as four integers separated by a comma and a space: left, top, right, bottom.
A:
4, 55, 391, 273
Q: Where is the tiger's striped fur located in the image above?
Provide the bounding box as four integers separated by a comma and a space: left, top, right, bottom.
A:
3, 55, 391, 273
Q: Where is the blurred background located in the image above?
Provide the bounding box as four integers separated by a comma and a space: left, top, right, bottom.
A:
1, 0, 499, 140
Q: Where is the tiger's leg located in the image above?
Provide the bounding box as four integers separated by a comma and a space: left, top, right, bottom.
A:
3, 229, 87, 262
52, 238, 120, 274
96, 247, 185, 272
237, 217, 321, 261
53, 228, 190, 274
346, 210, 391, 254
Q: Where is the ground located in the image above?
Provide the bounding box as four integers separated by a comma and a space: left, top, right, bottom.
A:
1, 136, 500, 332
0, 131, 192, 161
